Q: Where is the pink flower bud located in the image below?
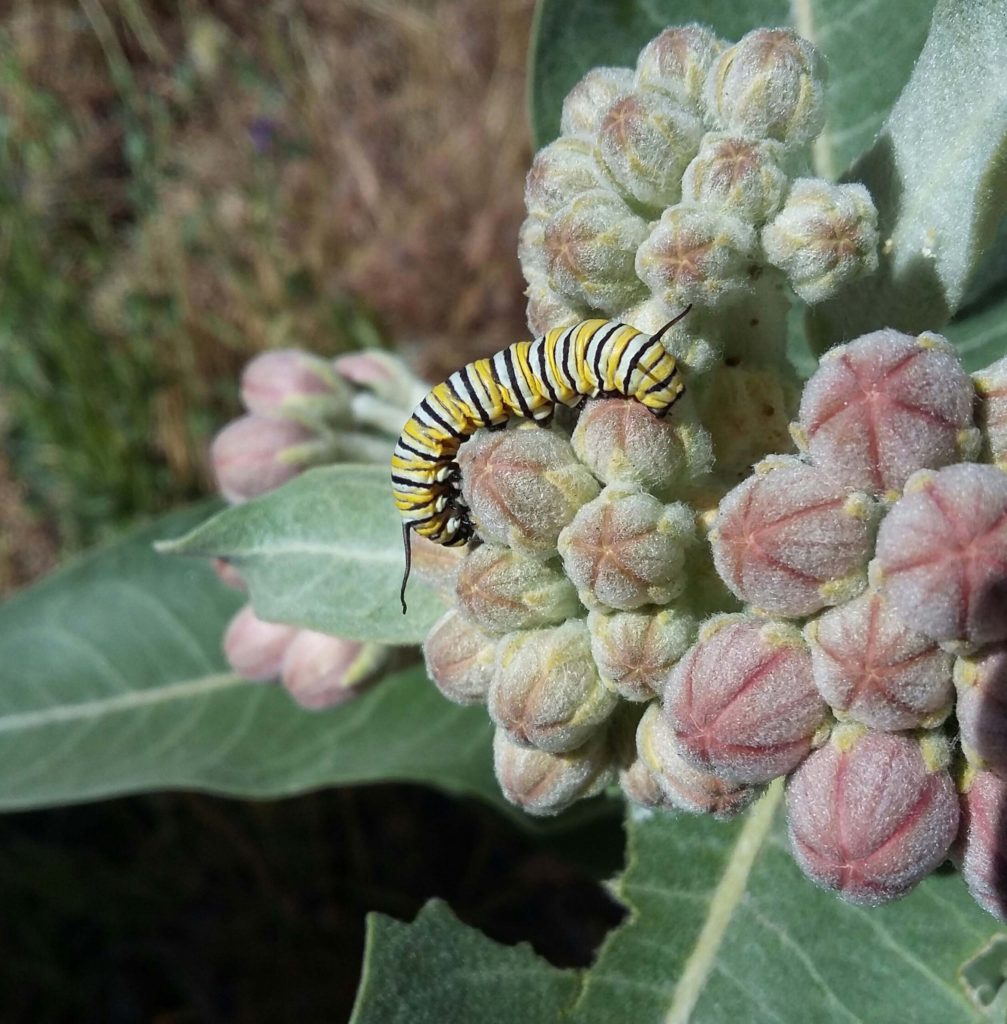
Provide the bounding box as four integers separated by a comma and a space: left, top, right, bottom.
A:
560, 67, 635, 138
332, 350, 423, 410
455, 543, 580, 633
705, 29, 826, 147
493, 726, 615, 816
873, 464, 1007, 651
795, 329, 978, 496
571, 396, 713, 498
786, 726, 959, 905
524, 137, 606, 220
957, 769, 1007, 920
212, 559, 246, 592
280, 629, 384, 710
973, 355, 1007, 466
489, 620, 617, 754
223, 604, 298, 681
423, 609, 496, 706
955, 644, 1007, 773
240, 349, 345, 419
587, 606, 697, 702
596, 91, 704, 209
210, 414, 314, 503
806, 591, 953, 730
558, 490, 695, 611
664, 615, 827, 784
408, 533, 465, 604
711, 458, 876, 616
680, 134, 788, 224
545, 190, 649, 314
458, 426, 600, 559
635, 205, 757, 310
636, 703, 761, 817
634, 25, 726, 112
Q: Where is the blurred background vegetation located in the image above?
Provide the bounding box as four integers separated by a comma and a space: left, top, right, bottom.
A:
0, 2, 625, 1019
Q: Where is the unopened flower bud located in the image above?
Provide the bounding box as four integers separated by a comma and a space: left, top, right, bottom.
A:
493, 726, 615, 816
223, 604, 298, 681
637, 703, 762, 817
697, 364, 799, 484
681, 134, 788, 223
210, 414, 317, 503
973, 355, 1007, 467
588, 606, 696, 701
711, 457, 876, 616
240, 349, 348, 421
619, 755, 674, 810
558, 489, 695, 610
795, 329, 978, 496
596, 91, 703, 209
806, 591, 953, 730
455, 543, 580, 633
525, 137, 607, 220
955, 644, 1007, 773
571, 396, 712, 498
525, 276, 585, 336
636, 205, 756, 310
458, 426, 600, 558
957, 769, 1007, 920
423, 609, 497, 705
620, 296, 721, 372
213, 558, 246, 592
545, 190, 649, 314
873, 464, 1007, 651
408, 533, 465, 604
561, 67, 635, 138
664, 615, 827, 783
763, 180, 879, 303
634, 25, 726, 112
280, 629, 385, 710
786, 725, 959, 905
490, 620, 618, 753
705, 29, 826, 147
334, 350, 426, 412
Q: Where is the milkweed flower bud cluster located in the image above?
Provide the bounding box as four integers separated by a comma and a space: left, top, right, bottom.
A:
214, 347, 430, 708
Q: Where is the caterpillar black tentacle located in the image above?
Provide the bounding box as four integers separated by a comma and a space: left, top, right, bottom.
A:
393, 308, 690, 612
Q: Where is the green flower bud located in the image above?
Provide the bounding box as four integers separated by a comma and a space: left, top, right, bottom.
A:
636, 205, 757, 310
571, 395, 713, 499
681, 133, 788, 224
455, 543, 581, 633
490, 620, 618, 753
705, 29, 826, 147
423, 609, 497, 706
596, 91, 704, 209
524, 275, 586, 336
458, 425, 601, 558
493, 726, 615, 816
588, 605, 697, 702
558, 488, 695, 610
518, 214, 549, 283
545, 189, 649, 314
634, 25, 726, 113
763, 179, 879, 303
561, 67, 635, 138
525, 137, 607, 220
697, 363, 799, 484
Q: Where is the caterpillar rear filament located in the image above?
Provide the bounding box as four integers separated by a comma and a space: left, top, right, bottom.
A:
392, 308, 690, 612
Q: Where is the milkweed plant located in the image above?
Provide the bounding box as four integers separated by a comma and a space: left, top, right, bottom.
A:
17, 1, 1007, 1019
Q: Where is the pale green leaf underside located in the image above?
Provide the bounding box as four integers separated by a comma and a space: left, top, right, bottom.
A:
809, 0, 1007, 350
161, 465, 443, 646
529, 0, 933, 179
0, 507, 496, 810
358, 787, 1004, 1022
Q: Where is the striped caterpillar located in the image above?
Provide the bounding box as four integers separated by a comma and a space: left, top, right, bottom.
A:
392, 308, 690, 612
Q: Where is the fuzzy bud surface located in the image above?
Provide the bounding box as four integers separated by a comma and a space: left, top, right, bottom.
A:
957, 769, 1007, 920
223, 604, 298, 682
955, 644, 1007, 773
280, 630, 383, 710
561, 67, 636, 138
210, 414, 315, 503
634, 25, 726, 112
423, 609, 497, 706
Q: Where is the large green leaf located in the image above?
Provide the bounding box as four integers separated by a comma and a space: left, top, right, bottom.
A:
529, 0, 933, 178
0, 507, 496, 810
356, 786, 1005, 1022
808, 0, 1007, 350
160, 465, 443, 646
350, 901, 580, 1024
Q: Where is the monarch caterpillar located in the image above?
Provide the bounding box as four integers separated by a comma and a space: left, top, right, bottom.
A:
392, 307, 691, 612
